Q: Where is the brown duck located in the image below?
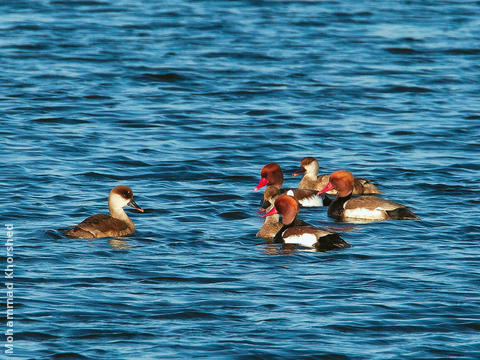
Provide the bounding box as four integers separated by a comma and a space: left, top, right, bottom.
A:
66, 185, 144, 238
293, 157, 380, 195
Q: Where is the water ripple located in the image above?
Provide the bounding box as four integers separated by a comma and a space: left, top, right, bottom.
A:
3, 0, 480, 359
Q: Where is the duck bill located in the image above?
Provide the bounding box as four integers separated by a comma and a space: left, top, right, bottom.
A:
317, 182, 334, 195
262, 206, 278, 218
292, 167, 305, 176
260, 199, 272, 209
258, 199, 272, 213
128, 199, 144, 212
254, 177, 269, 191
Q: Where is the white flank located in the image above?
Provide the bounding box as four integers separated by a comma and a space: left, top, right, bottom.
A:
344, 207, 385, 220
284, 233, 317, 248
286, 190, 295, 196
299, 195, 323, 207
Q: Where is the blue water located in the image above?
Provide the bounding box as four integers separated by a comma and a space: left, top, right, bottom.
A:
1, 1, 480, 359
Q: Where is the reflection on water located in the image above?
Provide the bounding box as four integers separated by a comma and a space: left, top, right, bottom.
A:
109, 239, 131, 250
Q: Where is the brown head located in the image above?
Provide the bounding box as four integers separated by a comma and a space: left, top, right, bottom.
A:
318, 170, 354, 197
262, 195, 299, 225
109, 185, 144, 212
292, 157, 319, 177
254, 163, 284, 190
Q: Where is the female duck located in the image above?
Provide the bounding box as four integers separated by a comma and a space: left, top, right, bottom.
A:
263, 195, 350, 251
256, 187, 283, 241
66, 185, 144, 238
293, 157, 380, 195
318, 170, 418, 221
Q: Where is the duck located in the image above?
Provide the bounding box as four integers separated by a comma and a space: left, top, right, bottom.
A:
66, 185, 144, 238
254, 163, 327, 207
293, 157, 380, 195
256, 187, 283, 240
318, 170, 418, 221
262, 195, 351, 251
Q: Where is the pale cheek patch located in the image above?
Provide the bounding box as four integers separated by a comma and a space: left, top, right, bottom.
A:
283, 233, 317, 248
305, 165, 316, 177
111, 194, 130, 208
344, 208, 385, 220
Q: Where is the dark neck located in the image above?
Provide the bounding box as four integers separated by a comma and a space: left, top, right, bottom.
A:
272, 216, 310, 243
328, 193, 352, 219
272, 216, 299, 243
273, 224, 289, 243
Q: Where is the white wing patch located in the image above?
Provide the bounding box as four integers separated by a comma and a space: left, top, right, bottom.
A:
283, 233, 317, 248
299, 195, 323, 207
286, 190, 295, 196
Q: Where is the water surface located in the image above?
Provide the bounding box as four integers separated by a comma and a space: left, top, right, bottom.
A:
1, 1, 479, 359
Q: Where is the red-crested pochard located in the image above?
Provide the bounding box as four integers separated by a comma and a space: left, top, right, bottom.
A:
256, 187, 283, 240
254, 163, 327, 207
263, 195, 351, 251
66, 185, 144, 238
293, 157, 380, 195
318, 170, 418, 221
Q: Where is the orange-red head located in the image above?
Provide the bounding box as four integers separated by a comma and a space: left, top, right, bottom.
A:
318, 170, 354, 197
262, 195, 299, 225
254, 163, 284, 190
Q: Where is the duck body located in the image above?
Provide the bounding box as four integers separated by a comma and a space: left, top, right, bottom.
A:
274, 224, 350, 251
264, 195, 350, 252
283, 188, 328, 207
67, 214, 134, 238
294, 157, 380, 195
256, 213, 283, 241
66, 185, 143, 239
319, 171, 418, 222
257, 213, 310, 241
255, 163, 326, 207
328, 194, 418, 221
298, 173, 330, 191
